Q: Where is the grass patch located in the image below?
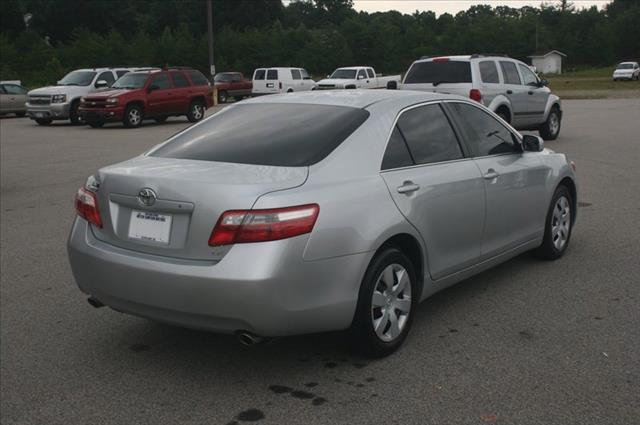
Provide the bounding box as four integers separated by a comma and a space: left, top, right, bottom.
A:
548, 78, 639, 92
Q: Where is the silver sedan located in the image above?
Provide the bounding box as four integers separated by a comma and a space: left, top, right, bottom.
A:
68, 90, 578, 357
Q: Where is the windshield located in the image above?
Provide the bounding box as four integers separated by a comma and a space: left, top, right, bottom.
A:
151, 103, 370, 166
617, 64, 633, 69
214, 73, 233, 82
404, 61, 472, 85
58, 71, 97, 86
112, 73, 150, 89
330, 69, 357, 79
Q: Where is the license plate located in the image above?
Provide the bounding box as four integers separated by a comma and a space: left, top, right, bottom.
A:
34, 112, 45, 118
128, 211, 172, 244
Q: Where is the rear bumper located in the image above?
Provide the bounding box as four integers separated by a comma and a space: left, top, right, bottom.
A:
78, 106, 125, 122
67, 218, 368, 336
26, 102, 70, 120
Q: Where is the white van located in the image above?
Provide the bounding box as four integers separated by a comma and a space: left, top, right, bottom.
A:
251, 67, 316, 96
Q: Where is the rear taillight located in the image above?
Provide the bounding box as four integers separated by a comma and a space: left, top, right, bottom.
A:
75, 187, 103, 228
469, 89, 483, 102
209, 204, 320, 246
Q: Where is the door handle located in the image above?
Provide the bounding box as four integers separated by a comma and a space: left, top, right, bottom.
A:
483, 169, 500, 180
397, 181, 420, 194
506, 90, 513, 95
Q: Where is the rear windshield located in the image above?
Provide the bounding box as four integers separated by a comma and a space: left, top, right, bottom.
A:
150, 104, 370, 167
404, 61, 471, 84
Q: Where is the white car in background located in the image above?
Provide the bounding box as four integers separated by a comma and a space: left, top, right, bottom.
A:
251, 67, 316, 96
612, 62, 639, 81
0, 81, 28, 117
316, 66, 401, 90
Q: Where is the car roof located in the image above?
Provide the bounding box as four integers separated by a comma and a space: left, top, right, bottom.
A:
336, 66, 371, 70
242, 90, 464, 109
619, 61, 638, 65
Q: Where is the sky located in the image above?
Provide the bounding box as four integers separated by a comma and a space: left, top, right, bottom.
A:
351, 1, 612, 15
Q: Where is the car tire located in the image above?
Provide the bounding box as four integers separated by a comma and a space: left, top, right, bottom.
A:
187, 100, 205, 123
35, 118, 52, 126
539, 106, 561, 141
217, 90, 228, 104
154, 116, 168, 123
350, 247, 417, 358
123, 104, 143, 128
534, 185, 573, 260
87, 120, 104, 128
69, 100, 82, 125
496, 108, 510, 124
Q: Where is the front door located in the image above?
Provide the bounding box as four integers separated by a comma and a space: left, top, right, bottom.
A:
380, 103, 485, 280
446, 101, 549, 259
518, 63, 549, 127
499, 61, 529, 128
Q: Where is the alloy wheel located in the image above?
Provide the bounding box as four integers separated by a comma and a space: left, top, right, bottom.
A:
371, 263, 412, 342
551, 196, 571, 250
192, 104, 204, 120
129, 108, 141, 126
549, 111, 560, 136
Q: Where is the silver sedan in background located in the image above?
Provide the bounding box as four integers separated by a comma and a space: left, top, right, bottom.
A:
68, 90, 578, 357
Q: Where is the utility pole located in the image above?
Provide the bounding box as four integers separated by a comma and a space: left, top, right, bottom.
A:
206, 0, 217, 105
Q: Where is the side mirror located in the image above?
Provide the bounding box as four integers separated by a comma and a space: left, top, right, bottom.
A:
538, 79, 548, 87
148, 84, 160, 92
95, 80, 108, 88
522, 134, 544, 152
326, 74, 331, 78
387, 80, 398, 90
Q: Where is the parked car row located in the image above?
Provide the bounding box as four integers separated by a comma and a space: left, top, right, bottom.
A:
612, 61, 640, 81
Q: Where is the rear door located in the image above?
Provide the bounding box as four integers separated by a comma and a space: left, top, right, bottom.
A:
380, 102, 485, 280
477, 60, 502, 107
401, 59, 473, 98
290, 69, 304, 91
266, 69, 280, 93
518, 63, 548, 126
498, 61, 528, 127
446, 101, 548, 258
251, 68, 267, 94
146, 72, 174, 116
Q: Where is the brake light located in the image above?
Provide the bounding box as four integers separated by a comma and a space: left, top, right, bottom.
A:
209, 204, 320, 246
75, 187, 103, 228
433, 57, 450, 62
469, 89, 483, 102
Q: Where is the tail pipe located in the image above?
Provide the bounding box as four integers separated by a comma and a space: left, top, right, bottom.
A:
236, 331, 266, 346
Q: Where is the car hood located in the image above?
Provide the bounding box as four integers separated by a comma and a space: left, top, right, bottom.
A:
317, 78, 354, 86
84, 88, 137, 99
27, 85, 93, 97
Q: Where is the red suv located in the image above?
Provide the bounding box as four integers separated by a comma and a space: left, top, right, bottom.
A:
79, 68, 213, 128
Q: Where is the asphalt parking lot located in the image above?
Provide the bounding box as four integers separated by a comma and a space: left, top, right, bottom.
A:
1, 99, 639, 425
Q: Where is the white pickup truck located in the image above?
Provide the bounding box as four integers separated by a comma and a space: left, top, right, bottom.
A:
316, 67, 401, 90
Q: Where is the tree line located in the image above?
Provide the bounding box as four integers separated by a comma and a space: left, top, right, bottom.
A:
0, 0, 638, 87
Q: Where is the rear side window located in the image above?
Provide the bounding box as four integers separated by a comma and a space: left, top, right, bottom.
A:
267, 70, 278, 80
291, 69, 301, 80
500, 61, 521, 85
151, 104, 370, 167
396, 104, 463, 165
254, 69, 266, 80
171, 72, 190, 88
382, 127, 414, 170
449, 102, 519, 156
186, 70, 209, 86
479, 61, 499, 83
404, 61, 471, 84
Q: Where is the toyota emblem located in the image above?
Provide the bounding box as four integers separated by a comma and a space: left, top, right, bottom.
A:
137, 188, 157, 207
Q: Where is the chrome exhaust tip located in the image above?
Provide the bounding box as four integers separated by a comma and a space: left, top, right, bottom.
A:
236, 331, 264, 346
87, 297, 105, 308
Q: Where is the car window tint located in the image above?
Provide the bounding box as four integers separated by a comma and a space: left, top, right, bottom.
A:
151, 73, 171, 89
291, 69, 301, 80
186, 70, 209, 86
267, 70, 278, 80
449, 102, 519, 156
172, 72, 190, 88
97, 71, 115, 86
404, 61, 471, 84
518, 64, 538, 86
3, 84, 26, 94
396, 104, 463, 165
116, 70, 129, 78
254, 69, 265, 80
499, 61, 521, 85
367, 68, 375, 78
151, 104, 370, 167
382, 126, 414, 170
479, 61, 499, 83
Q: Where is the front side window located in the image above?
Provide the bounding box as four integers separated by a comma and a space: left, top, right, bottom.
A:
267, 70, 278, 80
518, 64, 538, 86
396, 104, 463, 165
291, 69, 301, 80
449, 102, 519, 157
172, 72, 190, 88
253, 69, 266, 80
58, 71, 97, 86
151, 104, 370, 167
500, 61, 522, 85
301, 69, 311, 80
96, 71, 115, 86
479, 61, 499, 84
3, 84, 27, 94
112, 73, 149, 89
381, 126, 414, 170
357, 69, 367, 79
150, 73, 171, 90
